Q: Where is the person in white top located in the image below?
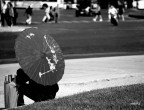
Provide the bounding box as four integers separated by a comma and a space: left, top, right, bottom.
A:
42, 4, 50, 23
108, 5, 118, 22
108, 5, 118, 26
1, 1, 7, 26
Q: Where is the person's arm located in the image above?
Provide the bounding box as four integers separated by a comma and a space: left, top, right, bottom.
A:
98, 5, 101, 11
16, 68, 30, 86
108, 8, 111, 20
30, 8, 33, 15
123, 6, 125, 13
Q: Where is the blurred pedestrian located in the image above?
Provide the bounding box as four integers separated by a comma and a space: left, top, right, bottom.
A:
49, 6, 54, 22
13, 7, 18, 25
108, 5, 118, 21
91, 2, 103, 22
24, 5, 33, 25
7, 2, 14, 26
0, 0, 2, 24
42, 4, 50, 23
108, 5, 118, 26
1, 1, 7, 26
53, 6, 59, 23
117, 0, 125, 21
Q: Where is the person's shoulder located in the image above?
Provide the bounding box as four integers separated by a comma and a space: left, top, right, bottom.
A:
46, 8, 49, 11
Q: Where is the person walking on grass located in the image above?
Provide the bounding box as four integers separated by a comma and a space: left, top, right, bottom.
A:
117, 0, 125, 21
7, 2, 14, 26
108, 4, 118, 26
49, 6, 54, 21
1, 1, 7, 26
42, 4, 51, 23
92, 2, 103, 22
53, 5, 59, 23
13, 7, 18, 25
24, 5, 33, 25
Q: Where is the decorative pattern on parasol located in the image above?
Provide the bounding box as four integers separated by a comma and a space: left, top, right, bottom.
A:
15, 28, 65, 86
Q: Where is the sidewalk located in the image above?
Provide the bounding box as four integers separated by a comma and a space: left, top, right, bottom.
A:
0, 26, 37, 32
0, 55, 144, 108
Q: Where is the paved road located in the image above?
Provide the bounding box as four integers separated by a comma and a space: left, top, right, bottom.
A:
0, 55, 144, 108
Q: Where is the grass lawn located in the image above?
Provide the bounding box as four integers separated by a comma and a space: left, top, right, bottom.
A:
9, 84, 144, 110
1, 21, 144, 59
1, 9, 144, 60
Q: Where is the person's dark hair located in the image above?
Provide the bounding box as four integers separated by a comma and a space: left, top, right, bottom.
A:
50, 6, 53, 9
3, 1, 6, 4
53, 7, 56, 11
8, 2, 13, 7
43, 4, 48, 8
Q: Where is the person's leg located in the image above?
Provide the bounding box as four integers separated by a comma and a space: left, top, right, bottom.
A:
18, 84, 40, 102
18, 82, 59, 103
28, 15, 32, 24
8, 16, 13, 26
93, 15, 98, 22
5, 15, 11, 26
17, 92, 24, 106
10, 16, 13, 26
17, 84, 25, 106
99, 15, 103, 21
26, 15, 32, 24
13, 11, 18, 25
1, 13, 5, 26
114, 15, 118, 22
26, 15, 28, 24
111, 15, 118, 26
121, 14, 125, 21
55, 13, 58, 23
47, 14, 51, 22
98, 11, 103, 22
117, 14, 120, 20
13, 17, 16, 25
42, 16, 47, 22
44, 83, 59, 99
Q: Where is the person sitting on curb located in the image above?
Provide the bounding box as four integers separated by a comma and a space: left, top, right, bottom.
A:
16, 68, 59, 106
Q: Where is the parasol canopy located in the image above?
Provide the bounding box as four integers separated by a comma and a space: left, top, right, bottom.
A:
15, 28, 65, 86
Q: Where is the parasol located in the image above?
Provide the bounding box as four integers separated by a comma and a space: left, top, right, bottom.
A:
15, 28, 65, 86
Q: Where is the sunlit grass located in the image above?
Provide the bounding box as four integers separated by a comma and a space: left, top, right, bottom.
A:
10, 84, 144, 110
